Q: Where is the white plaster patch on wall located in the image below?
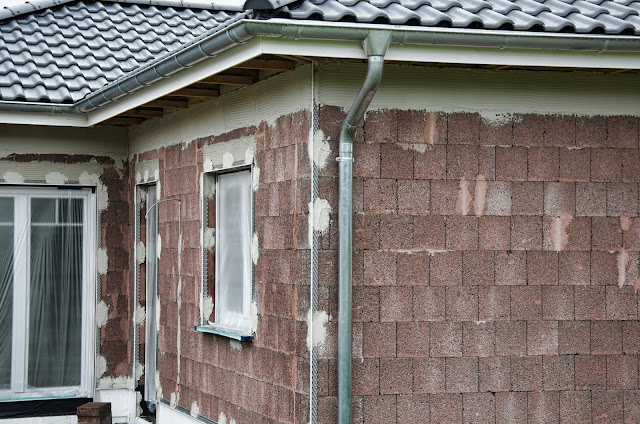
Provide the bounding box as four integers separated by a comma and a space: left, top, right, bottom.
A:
190, 401, 200, 418
156, 370, 163, 400
136, 240, 146, 264
229, 340, 242, 352
312, 197, 332, 234
98, 376, 133, 390
2, 171, 23, 184
618, 248, 630, 288
97, 248, 108, 275
135, 159, 160, 184
95, 355, 107, 378
244, 147, 255, 165
252, 165, 260, 192
474, 175, 488, 216
222, 152, 235, 168
136, 172, 142, 184
203, 295, 214, 322
456, 177, 471, 216
550, 211, 574, 252
96, 300, 109, 328
218, 412, 228, 424
203, 227, 215, 250
316, 63, 640, 117
306, 309, 330, 352
251, 232, 259, 265
311, 129, 331, 169
203, 158, 214, 173
143, 170, 149, 182
44, 171, 68, 185
135, 362, 144, 381
157, 234, 162, 259
481, 112, 513, 126
78, 171, 108, 211
251, 301, 258, 333
135, 304, 146, 325
128, 65, 312, 154
170, 391, 178, 409
202, 136, 256, 171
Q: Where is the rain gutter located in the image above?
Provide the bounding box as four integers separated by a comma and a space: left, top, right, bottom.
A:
0, 18, 638, 118
336, 30, 390, 424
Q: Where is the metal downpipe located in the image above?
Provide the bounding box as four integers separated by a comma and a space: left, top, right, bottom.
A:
337, 31, 390, 424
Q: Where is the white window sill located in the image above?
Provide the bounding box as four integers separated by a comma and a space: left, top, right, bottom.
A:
194, 325, 253, 342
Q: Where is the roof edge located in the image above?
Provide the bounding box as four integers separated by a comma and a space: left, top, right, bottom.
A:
0, 0, 243, 22
2, 18, 640, 121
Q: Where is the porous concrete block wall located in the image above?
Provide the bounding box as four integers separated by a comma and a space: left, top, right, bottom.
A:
315, 106, 640, 423
136, 110, 312, 423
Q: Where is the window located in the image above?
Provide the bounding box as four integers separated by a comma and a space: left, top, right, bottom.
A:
0, 187, 95, 401
199, 169, 253, 339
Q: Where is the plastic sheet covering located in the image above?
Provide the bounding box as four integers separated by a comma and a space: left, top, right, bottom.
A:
0, 197, 14, 390
0, 192, 85, 399
28, 197, 83, 388
215, 170, 252, 334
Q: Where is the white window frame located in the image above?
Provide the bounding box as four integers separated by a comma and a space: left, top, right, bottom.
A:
199, 167, 253, 339
0, 187, 96, 402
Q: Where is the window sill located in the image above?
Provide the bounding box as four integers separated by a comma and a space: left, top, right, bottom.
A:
195, 325, 253, 341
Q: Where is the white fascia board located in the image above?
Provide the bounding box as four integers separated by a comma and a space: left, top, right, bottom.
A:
86, 38, 264, 126
262, 37, 367, 60
0, 110, 88, 127
385, 43, 640, 69
260, 32, 640, 70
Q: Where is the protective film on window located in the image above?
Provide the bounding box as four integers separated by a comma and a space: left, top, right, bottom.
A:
215, 170, 252, 334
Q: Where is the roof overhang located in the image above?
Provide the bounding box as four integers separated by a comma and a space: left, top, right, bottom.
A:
1, 18, 639, 127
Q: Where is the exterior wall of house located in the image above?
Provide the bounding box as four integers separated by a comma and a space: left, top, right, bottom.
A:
313, 63, 640, 423
0, 125, 134, 404
127, 66, 313, 423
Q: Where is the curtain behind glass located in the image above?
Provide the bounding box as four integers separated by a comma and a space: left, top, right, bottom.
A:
0, 197, 13, 389
216, 170, 252, 333
28, 197, 83, 388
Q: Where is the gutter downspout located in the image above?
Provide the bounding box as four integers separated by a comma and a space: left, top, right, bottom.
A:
337, 30, 391, 424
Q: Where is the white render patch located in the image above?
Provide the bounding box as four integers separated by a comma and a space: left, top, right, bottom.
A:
306, 309, 330, 352
135, 159, 160, 183
244, 147, 255, 165
474, 175, 488, 216
311, 129, 331, 169
618, 249, 630, 288
135, 362, 144, 381
97, 248, 108, 275
222, 152, 234, 168
251, 232, 259, 265
95, 355, 107, 378
229, 340, 242, 352
129, 65, 312, 154
203, 158, 214, 173
203, 227, 215, 250
78, 171, 108, 211
251, 301, 258, 333
136, 240, 146, 264
317, 63, 640, 118
0, 161, 104, 187
96, 300, 109, 328
98, 376, 133, 390
312, 197, 332, 234
481, 112, 513, 127
190, 401, 200, 418
202, 136, 256, 171
550, 211, 574, 252
203, 295, 214, 322
252, 165, 260, 192
157, 234, 162, 259
156, 370, 163, 400
170, 391, 178, 409
135, 304, 146, 325
2, 171, 23, 184
44, 171, 68, 184
218, 412, 228, 424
